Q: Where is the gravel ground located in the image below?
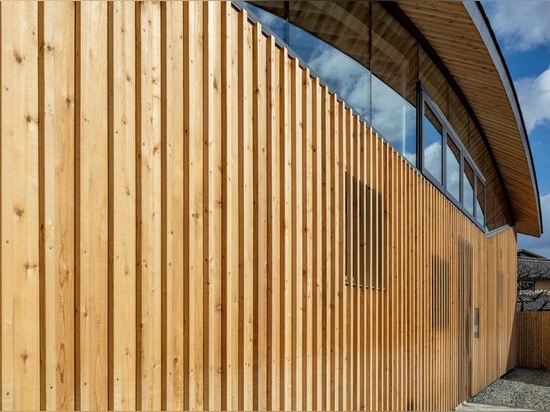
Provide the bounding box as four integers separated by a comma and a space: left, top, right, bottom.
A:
468, 368, 550, 410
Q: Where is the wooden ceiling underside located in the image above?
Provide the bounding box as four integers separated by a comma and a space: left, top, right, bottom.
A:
397, 1, 541, 236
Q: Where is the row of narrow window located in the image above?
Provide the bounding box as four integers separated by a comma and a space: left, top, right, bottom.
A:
238, 0, 509, 231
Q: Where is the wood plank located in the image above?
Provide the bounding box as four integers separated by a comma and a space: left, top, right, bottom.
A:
138, 2, 162, 409
252, 21, 268, 412
1, 3, 40, 410
290, 56, 304, 411
165, 1, 184, 410
281, 49, 293, 412
221, 3, 240, 410
238, 9, 254, 410
312, 76, 323, 412
78, 3, 109, 410
111, 2, 137, 410
42, 2, 75, 410
303, 67, 314, 412
183, 2, 204, 409
321, 83, 331, 412
266, 34, 281, 412
331, 94, 341, 411
203, 3, 223, 410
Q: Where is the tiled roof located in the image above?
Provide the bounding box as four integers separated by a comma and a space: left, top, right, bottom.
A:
518, 257, 550, 281
517, 290, 550, 312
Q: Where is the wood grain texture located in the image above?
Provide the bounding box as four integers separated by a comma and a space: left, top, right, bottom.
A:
0, 2, 522, 411
1, 3, 40, 410
516, 312, 550, 370
42, 3, 75, 410
112, 2, 136, 410
77, 3, 109, 410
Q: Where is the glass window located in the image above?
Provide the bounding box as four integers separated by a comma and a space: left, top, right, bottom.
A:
243, 0, 503, 233
423, 103, 443, 184
446, 136, 461, 202
287, 1, 372, 121
290, 24, 372, 121
371, 76, 416, 165
371, 2, 417, 165
463, 161, 475, 216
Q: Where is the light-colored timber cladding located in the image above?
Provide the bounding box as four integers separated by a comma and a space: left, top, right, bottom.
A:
516, 312, 550, 370
396, 0, 541, 237
0, 2, 519, 411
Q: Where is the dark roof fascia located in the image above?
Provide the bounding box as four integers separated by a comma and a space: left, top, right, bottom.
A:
464, 1, 543, 236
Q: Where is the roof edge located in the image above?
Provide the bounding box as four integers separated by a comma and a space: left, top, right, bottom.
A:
464, 1, 542, 237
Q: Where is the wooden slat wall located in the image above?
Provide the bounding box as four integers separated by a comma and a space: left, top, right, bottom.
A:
0, 2, 519, 411
516, 312, 550, 370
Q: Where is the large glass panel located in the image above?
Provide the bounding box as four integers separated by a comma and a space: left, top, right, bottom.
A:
446, 136, 461, 202
372, 76, 417, 165
476, 176, 485, 227
288, 1, 371, 68
464, 161, 475, 216
371, 2, 417, 165
423, 104, 443, 184
288, 23, 371, 121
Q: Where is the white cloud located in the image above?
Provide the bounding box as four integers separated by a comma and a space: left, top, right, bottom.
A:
307, 45, 371, 119
486, 1, 550, 51
518, 192, 550, 257
515, 67, 550, 133
423, 141, 442, 181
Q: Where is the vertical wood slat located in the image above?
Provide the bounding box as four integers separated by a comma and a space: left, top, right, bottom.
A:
517, 312, 550, 370
165, 1, 184, 410
204, 3, 222, 411
0, 2, 523, 411
42, 2, 75, 410
1, 3, 40, 410
221, 3, 240, 411
138, 2, 162, 409
238, 8, 254, 411
183, 2, 204, 410
252, 20, 268, 412
266, 34, 281, 412
112, 2, 136, 410
78, 3, 109, 410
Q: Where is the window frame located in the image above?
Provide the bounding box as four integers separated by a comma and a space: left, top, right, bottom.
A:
418, 82, 487, 231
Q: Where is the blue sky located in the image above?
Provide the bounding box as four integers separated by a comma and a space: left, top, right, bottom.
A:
485, 1, 550, 256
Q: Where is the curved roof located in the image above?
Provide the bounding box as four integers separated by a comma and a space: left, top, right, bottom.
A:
395, 1, 542, 237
